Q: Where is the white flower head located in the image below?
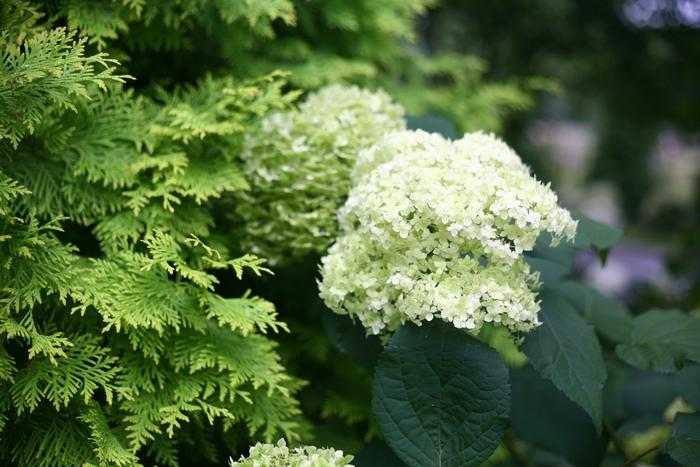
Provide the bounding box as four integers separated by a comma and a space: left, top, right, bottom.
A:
319, 130, 577, 335
230, 439, 354, 467
236, 85, 405, 265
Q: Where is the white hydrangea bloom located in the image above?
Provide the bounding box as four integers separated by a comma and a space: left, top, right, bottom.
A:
236, 85, 405, 265
230, 439, 353, 467
319, 130, 577, 335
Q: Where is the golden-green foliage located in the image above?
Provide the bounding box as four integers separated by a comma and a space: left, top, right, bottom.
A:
0, 4, 305, 464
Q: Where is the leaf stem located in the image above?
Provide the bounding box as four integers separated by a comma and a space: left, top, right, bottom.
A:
620, 445, 659, 467
604, 419, 629, 459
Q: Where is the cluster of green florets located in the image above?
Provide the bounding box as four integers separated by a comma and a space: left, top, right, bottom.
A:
319, 130, 577, 334
230, 439, 353, 467
236, 85, 405, 265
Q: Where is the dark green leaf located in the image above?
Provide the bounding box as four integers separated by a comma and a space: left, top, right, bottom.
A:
676, 364, 700, 408
571, 210, 623, 260
621, 373, 679, 421
510, 366, 607, 467
322, 308, 383, 371
524, 256, 569, 285
665, 412, 700, 466
530, 232, 578, 270
373, 322, 510, 467
521, 290, 606, 433
607, 360, 700, 427
616, 309, 700, 372
554, 281, 633, 343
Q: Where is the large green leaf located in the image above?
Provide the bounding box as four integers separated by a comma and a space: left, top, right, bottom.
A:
521, 290, 606, 433
554, 281, 633, 343
665, 412, 700, 465
525, 233, 577, 287
616, 309, 700, 372
372, 322, 510, 467
524, 256, 570, 286
529, 232, 578, 270
510, 366, 607, 467
571, 210, 623, 262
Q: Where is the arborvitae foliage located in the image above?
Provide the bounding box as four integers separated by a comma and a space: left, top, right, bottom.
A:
0, 2, 305, 465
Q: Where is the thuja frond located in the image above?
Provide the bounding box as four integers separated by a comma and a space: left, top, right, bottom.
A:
58, 0, 297, 52
73, 250, 207, 334
3, 89, 145, 223
0, 1, 43, 56
0, 27, 127, 147
9, 334, 128, 415
150, 73, 297, 144
1, 405, 98, 467
0, 345, 16, 383
0, 215, 80, 313
61, 0, 133, 49
80, 404, 140, 467
59, 89, 146, 190
205, 294, 286, 336
0, 172, 30, 216
93, 201, 214, 254
214, 0, 296, 28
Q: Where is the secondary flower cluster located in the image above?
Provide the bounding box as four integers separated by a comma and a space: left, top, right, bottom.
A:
230, 439, 353, 467
319, 130, 577, 334
236, 85, 405, 265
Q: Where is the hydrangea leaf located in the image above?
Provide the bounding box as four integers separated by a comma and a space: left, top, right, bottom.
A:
665, 412, 700, 466
529, 232, 578, 270
616, 309, 700, 372
524, 256, 570, 286
554, 281, 633, 343
372, 322, 510, 467
571, 210, 623, 262
521, 290, 606, 434
322, 308, 383, 372
676, 364, 700, 408
510, 366, 607, 467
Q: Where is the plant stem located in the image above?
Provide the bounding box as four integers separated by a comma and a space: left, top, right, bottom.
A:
604, 419, 629, 459
620, 445, 659, 467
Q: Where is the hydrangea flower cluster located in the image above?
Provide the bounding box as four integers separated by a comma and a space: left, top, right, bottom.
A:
230, 439, 353, 467
236, 85, 405, 265
319, 130, 577, 335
